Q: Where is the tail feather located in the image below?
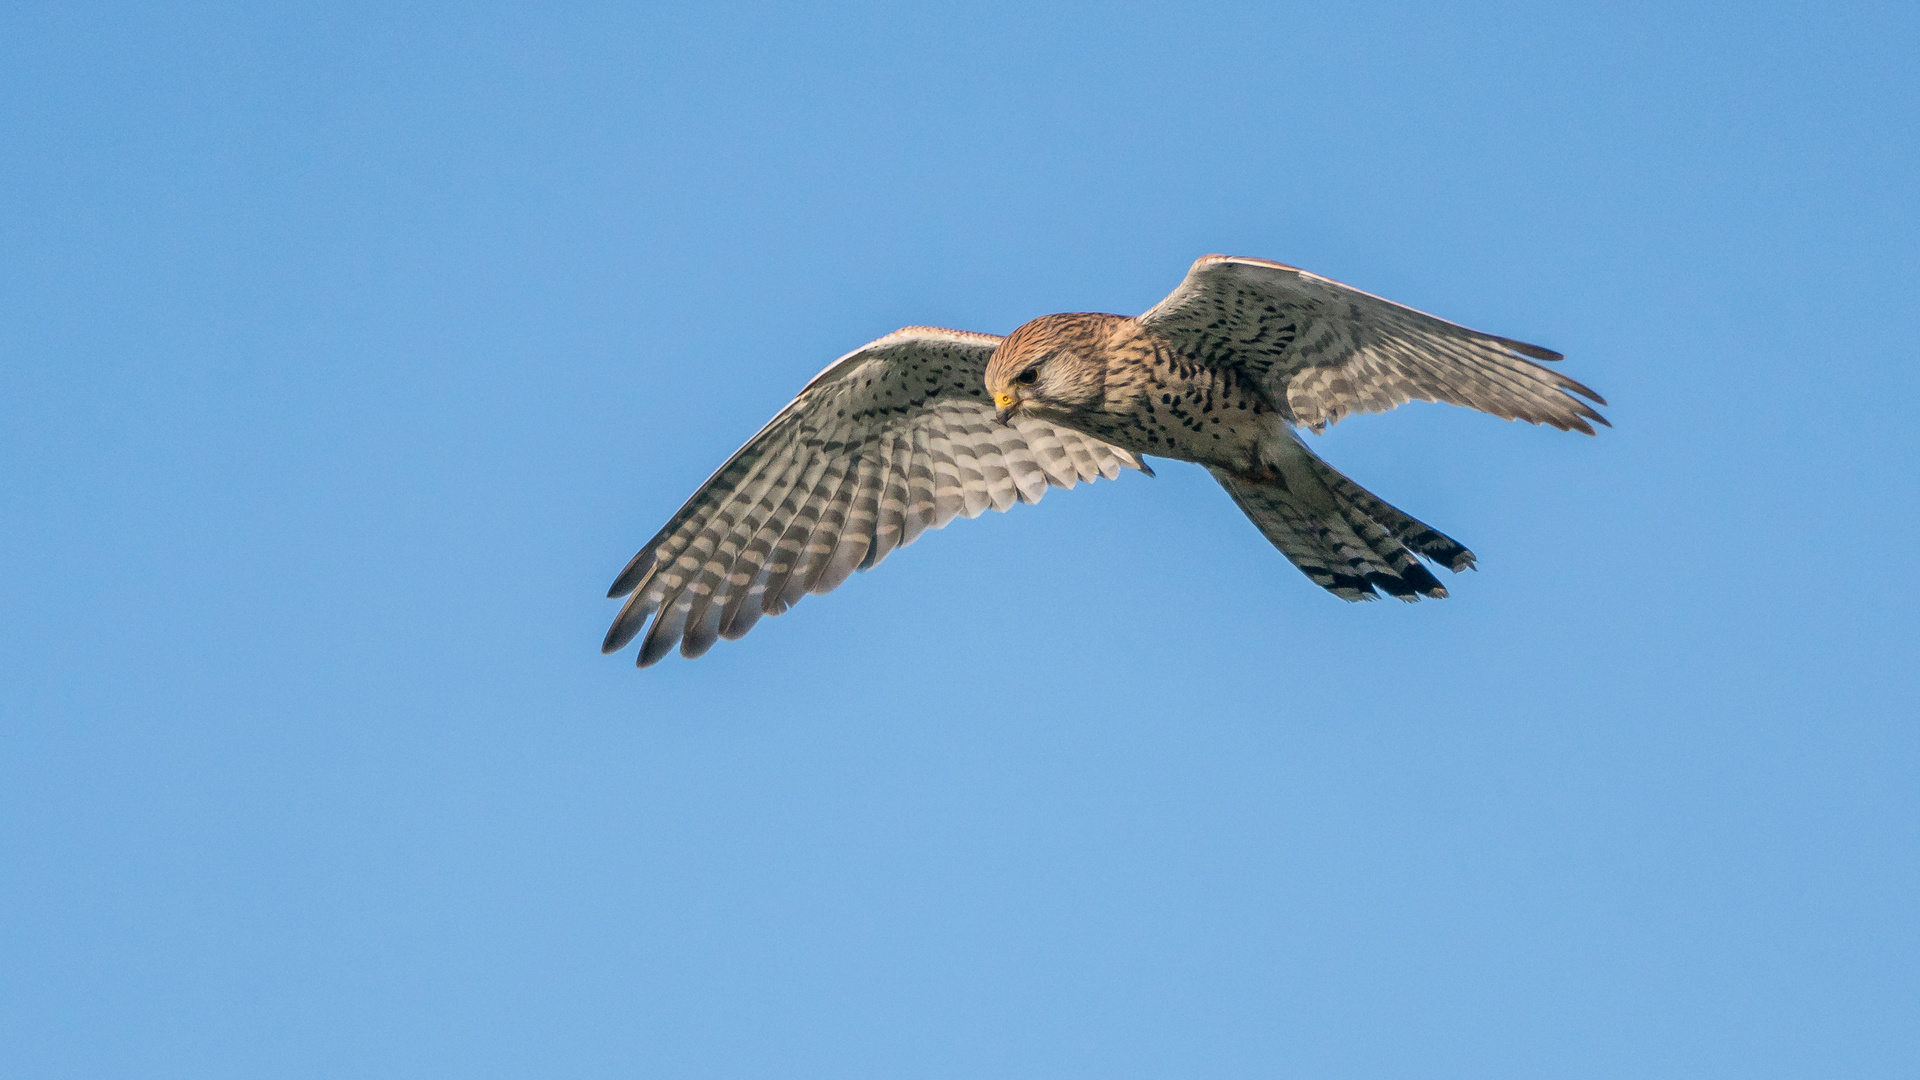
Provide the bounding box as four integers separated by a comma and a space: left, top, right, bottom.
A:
1307, 458, 1476, 573
1209, 449, 1473, 602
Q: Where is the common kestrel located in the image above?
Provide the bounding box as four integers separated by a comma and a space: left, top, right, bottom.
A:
604, 255, 1606, 666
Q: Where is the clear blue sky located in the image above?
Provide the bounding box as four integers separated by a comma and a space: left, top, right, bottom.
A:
4, 2, 1916, 1077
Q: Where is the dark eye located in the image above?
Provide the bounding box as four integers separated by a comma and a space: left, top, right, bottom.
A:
1014, 367, 1039, 384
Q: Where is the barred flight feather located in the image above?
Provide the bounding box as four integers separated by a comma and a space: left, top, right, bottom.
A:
607, 255, 1602, 667
1213, 466, 1460, 602
1206, 433, 1474, 603
1141, 255, 1607, 436
603, 328, 1147, 666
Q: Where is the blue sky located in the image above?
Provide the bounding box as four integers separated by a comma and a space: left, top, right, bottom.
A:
3, 2, 1916, 1077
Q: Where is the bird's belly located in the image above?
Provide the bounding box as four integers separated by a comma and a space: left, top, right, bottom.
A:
1067, 398, 1273, 470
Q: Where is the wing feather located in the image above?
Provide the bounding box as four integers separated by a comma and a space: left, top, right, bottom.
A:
815, 436, 893, 595
1016, 418, 1082, 490
711, 444, 825, 642
863, 423, 915, 569
900, 415, 941, 547
757, 425, 858, 618
788, 433, 869, 603
605, 327, 1147, 666
672, 428, 827, 658
1139, 255, 1607, 434
922, 420, 967, 525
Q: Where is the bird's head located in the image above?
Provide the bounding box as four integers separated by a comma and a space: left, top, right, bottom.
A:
984, 313, 1116, 425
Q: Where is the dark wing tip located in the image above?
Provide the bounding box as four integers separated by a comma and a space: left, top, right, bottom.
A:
1505, 338, 1564, 362
636, 631, 677, 668
602, 611, 647, 654
1564, 392, 1611, 435
602, 591, 660, 654
601, 625, 634, 655
607, 551, 655, 598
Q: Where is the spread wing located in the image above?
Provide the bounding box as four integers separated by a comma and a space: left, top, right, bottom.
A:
603, 326, 1150, 667
1138, 255, 1608, 434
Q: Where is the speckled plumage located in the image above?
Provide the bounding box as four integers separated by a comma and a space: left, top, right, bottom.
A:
605, 255, 1606, 666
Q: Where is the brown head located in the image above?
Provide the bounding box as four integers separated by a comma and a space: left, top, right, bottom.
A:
984, 312, 1123, 425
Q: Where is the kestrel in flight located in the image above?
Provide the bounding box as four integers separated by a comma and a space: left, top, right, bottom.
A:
604, 255, 1606, 666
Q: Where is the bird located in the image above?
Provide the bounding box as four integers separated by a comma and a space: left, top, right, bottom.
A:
604, 254, 1606, 667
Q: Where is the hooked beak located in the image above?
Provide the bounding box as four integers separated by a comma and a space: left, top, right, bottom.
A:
993, 391, 1019, 425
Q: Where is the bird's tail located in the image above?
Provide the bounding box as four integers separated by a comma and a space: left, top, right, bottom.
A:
1208, 445, 1475, 602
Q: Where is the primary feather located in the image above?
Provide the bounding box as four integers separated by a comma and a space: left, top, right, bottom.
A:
606, 257, 1605, 666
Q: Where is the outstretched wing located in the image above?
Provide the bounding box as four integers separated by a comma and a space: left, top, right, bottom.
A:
604, 326, 1150, 666
1139, 255, 1608, 434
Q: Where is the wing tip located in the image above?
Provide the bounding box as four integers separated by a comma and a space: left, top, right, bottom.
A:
602, 613, 646, 655
1564, 395, 1611, 435
636, 628, 677, 668
607, 551, 656, 598
603, 592, 661, 655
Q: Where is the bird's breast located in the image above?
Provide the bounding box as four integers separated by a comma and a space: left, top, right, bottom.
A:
1078, 352, 1277, 469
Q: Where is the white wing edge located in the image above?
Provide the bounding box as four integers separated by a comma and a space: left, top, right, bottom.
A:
607, 326, 1012, 601
1142, 254, 1565, 362
797, 325, 1006, 394
604, 322, 1153, 661
674, 326, 1005, 532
